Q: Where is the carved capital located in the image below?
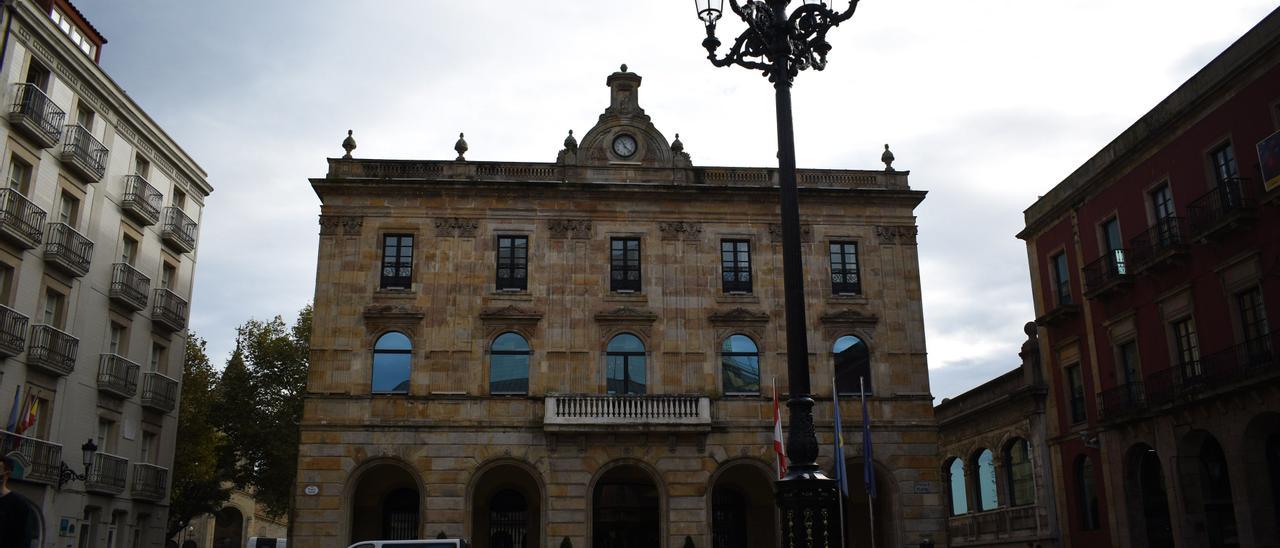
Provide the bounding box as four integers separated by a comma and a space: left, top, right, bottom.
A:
548, 219, 592, 240
318, 215, 342, 235
341, 216, 363, 235
658, 221, 703, 242
768, 224, 812, 244
435, 218, 480, 238
875, 225, 918, 245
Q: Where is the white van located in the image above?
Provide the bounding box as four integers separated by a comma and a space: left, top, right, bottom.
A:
247, 539, 287, 548
346, 541, 469, 548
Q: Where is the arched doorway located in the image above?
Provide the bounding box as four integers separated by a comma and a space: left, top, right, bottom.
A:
1242, 413, 1280, 546
212, 507, 244, 548
842, 459, 892, 548
350, 462, 422, 543
469, 462, 543, 548
1124, 444, 1172, 548
592, 464, 660, 548
1179, 431, 1239, 548
710, 461, 776, 548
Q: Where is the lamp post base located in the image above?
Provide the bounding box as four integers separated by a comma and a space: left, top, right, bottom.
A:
777, 473, 842, 548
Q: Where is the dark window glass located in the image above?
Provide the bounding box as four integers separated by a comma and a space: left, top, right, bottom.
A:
1151, 183, 1174, 221
372, 332, 412, 394
1173, 319, 1201, 379
1006, 439, 1034, 507
721, 334, 760, 394
1102, 218, 1126, 276
606, 333, 646, 394
1118, 341, 1140, 385
1077, 456, 1100, 530
490, 332, 530, 395
1210, 143, 1238, 184
610, 238, 641, 292
1052, 252, 1072, 306
496, 235, 528, 291
1067, 365, 1085, 424
829, 241, 861, 294
1238, 287, 1271, 361
833, 335, 871, 395
380, 234, 414, 289
720, 239, 752, 293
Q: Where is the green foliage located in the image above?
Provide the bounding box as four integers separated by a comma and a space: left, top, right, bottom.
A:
560, 538, 573, 548
166, 334, 231, 539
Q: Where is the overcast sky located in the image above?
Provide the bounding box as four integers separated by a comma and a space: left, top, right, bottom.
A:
73, 0, 1276, 401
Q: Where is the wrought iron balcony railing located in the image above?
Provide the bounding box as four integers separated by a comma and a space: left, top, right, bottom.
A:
1082, 249, 1130, 298
141, 372, 179, 413
151, 288, 188, 332
60, 124, 108, 182
85, 452, 128, 495
97, 353, 140, 399
0, 188, 47, 249
26, 324, 78, 377
122, 175, 163, 226
131, 463, 169, 501
161, 207, 197, 253
0, 429, 62, 485
1127, 217, 1187, 273
43, 222, 93, 277
8, 83, 65, 148
1099, 382, 1146, 421
109, 263, 150, 312
1190, 330, 1278, 392
0, 304, 28, 359
544, 394, 712, 432
1187, 177, 1259, 240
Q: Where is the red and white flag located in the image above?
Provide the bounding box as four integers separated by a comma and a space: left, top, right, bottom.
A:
772, 382, 787, 479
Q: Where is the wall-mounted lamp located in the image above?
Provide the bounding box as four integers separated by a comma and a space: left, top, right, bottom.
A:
57, 438, 96, 490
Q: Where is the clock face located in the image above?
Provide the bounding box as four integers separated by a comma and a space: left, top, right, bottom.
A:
612, 134, 638, 158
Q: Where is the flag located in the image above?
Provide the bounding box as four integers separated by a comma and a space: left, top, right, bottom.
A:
861, 376, 877, 499
772, 383, 787, 479
14, 391, 32, 435
19, 397, 38, 434
833, 383, 849, 497
4, 389, 19, 432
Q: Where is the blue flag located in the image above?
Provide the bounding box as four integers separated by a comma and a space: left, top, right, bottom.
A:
861, 376, 877, 499
4, 388, 19, 433
833, 385, 848, 497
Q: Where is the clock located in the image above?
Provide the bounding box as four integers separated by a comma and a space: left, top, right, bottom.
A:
612, 134, 638, 158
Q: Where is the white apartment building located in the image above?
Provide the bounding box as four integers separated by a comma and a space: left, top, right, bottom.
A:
0, 0, 212, 546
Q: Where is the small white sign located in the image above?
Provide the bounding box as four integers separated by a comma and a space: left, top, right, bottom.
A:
304, 485, 319, 496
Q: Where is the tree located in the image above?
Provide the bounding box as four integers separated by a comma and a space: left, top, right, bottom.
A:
167, 334, 232, 539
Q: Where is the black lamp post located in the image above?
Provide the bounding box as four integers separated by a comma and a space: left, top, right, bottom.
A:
57, 438, 97, 490
693, 1, 859, 547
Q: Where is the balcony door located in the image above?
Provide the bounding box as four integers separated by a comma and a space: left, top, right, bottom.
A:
1102, 218, 1126, 275
606, 334, 646, 395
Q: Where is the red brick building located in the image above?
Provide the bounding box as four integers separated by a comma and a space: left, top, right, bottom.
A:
1017, 7, 1280, 547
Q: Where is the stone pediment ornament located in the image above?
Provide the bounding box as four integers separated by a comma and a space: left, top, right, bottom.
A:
342, 129, 356, 159
548, 219, 592, 240
708, 307, 770, 325
557, 129, 579, 165
454, 132, 468, 161
571, 65, 679, 168
593, 306, 658, 325
876, 225, 918, 245
819, 309, 879, 327
435, 218, 479, 238
363, 303, 426, 320
480, 305, 543, 325
658, 221, 702, 241
881, 143, 895, 172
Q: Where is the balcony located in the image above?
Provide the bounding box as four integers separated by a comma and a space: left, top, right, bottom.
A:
161, 207, 197, 253
948, 505, 1046, 545
60, 124, 108, 182
0, 305, 28, 359
1082, 249, 1130, 299
1099, 382, 1146, 421
141, 372, 179, 413
0, 188, 47, 249
543, 394, 712, 433
84, 452, 128, 495
131, 463, 169, 501
97, 353, 140, 399
8, 83, 65, 148
1187, 177, 1259, 241
121, 175, 163, 226
1187, 330, 1278, 393
151, 289, 188, 332
26, 324, 78, 377
0, 430, 62, 485
43, 222, 93, 277
109, 263, 150, 312
1127, 217, 1188, 273
1035, 302, 1079, 328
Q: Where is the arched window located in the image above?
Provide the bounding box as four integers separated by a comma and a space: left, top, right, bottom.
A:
946, 458, 968, 515
1077, 455, 1100, 530
490, 332, 531, 395
833, 335, 871, 395
606, 334, 646, 395
1005, 439, 1034, 506
372, 332, 412, 394
974, 449, 998, 511
721, 334, 760, 395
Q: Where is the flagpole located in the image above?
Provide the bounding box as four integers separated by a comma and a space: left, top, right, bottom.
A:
834, 379, 847, 548
862, 376, 877, 548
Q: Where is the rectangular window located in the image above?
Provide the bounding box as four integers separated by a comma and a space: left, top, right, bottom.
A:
1239, 287, 1271, 360
161, 262, 176, 290
379, 234, 413, 289
1066, 364, 1086, 424
1210, 143, 1238, 184
42, 289, 65, 328
610, 237, 641, 292
7, 155, 32, 194
1150, 183, 1174, 221
121, 236, 138, 265
0, 263, 13, 306
59, 191, 80, 226
1101, 217, 1126, 276
720, 239, 752, 293
495, 235, 528, 291
172, 188, 187, 210
75, 101, 95, 130
1052, 252, 1072, 306
108, 323, 126, 355
134, 155, 150, 178
829, 241, 861, 295
96, 417, 116, 453
1173, 318, 1201, 379
24, 59, 50, 90
140, 432, 155, 464
149, 343, 166, 372
1118, 341, 1139, 386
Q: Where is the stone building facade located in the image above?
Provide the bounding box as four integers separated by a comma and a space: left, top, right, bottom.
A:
178, 487, 288, 548
0, 0, 212, 547
295, 66, 944, 548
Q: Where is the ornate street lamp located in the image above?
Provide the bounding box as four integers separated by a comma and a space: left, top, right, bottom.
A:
693, 1, 859, 547
57, 438, 97, 490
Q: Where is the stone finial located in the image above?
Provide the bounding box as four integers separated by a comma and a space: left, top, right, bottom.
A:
341, 129, 356, 159
682, 536, 695, 548
881, 143, 895, 171
454, 132, 468, 161
670, 133, 684, 155
620, 63, 628, 72
563, 129, 578, 152
560, 538, 573, 548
